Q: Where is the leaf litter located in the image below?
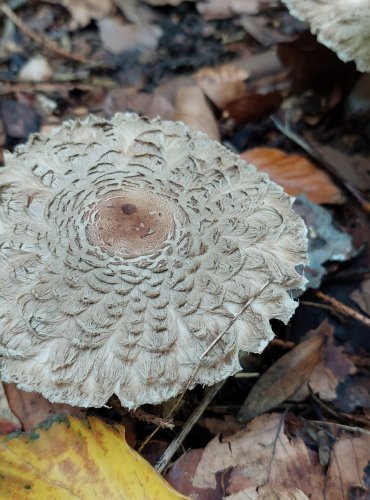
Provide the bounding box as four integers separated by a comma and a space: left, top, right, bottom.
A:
0, 0, 369, 498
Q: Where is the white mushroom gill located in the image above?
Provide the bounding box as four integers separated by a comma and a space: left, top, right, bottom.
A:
0, 113, 308, 408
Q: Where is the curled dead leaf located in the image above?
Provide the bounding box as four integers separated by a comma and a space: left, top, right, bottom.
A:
223, 92, 282, 125
174, 86, 220, 140
3, 383, 84, 432
237, 324, 326, 423
241, 147, 344, 204
195, 64, 248, 109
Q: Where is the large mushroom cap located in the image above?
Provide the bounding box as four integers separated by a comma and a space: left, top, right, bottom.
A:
0, 113, 307, 408
282, 0, 370, 72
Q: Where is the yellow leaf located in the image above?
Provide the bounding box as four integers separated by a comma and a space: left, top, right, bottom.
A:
0, 415, 188, 499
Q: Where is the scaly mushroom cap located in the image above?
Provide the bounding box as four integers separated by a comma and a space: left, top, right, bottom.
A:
282, 0, 370, 72
0, 113, 308, 408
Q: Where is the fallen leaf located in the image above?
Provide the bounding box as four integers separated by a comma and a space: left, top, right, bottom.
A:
3, 383, 85, 431
53, 0, 113, 29
196, 0, 273, 20
18, 55, 53, 82
291, 321, 357, 402
0, 101, 41, 140
334, 375, 370, 413
203, 415, 244, 437
241, 147, 344, 204
223, 92, 282, 125
144, 0, 190, 5
293, 195, 354, 289
166, 449, 213, 499
0, 415, 187, 499
239, 14, 289, 47
195, 64, 248, 109
105, 88, 174, 120
325, 435, 370, 499
98, 17, 162, 54
0, 384, 21, 435
304, 133, 370, 191
167, 413, 325, 499
351, 279, 370, 315
228, 483, 311, 499
174, 86, 220, 140
237, 328, 324, 423
277, 32, 356, 95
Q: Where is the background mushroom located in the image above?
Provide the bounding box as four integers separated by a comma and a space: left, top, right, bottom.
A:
282, 0, 370, 72
0, 113, 308, 408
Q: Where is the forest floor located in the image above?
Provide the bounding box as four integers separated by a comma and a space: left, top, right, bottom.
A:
0, 1, 369, 498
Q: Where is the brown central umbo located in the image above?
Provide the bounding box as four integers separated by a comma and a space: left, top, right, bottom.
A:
86, 190, 179, 258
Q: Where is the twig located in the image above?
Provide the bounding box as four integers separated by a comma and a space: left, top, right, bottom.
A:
315, 291, 370, 328
0, 80, 117, 95
270, 338, 296, 349
308, 420, 370, 436
155, 380, 225, 473
0, 2, 89, 64
138, 280, 271, 453
233, 372, 260, 379
132, 409, 175, 430
300, 300, 343, 314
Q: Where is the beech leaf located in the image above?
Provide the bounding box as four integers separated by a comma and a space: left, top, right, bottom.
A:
237, 324, 325, 423
0, 415, 187, 499
241, 147, 344, 205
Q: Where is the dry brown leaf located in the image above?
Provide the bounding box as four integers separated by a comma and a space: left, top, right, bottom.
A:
144, 0, 190, 5
203, 415, 244, 437
0, 384, 21, 434
224, 92, 282, 125
304, 132, 370, 191
196, 0, 273, 20
174, 86, 220, 140
239, 15, 290, 47
351, 278, 370, 315
3, 383, 84, 431
325, 435, 370, 499
51, 0, 114, 29
228, 483, 311, 499
277, 32, 356, 95
195, 64, 248, 109
105, 88, 175, 120
241, 147, 344, 204
98, 17, 162, 54
291, 321, 356, 402
237, 326, 325, 422
167, 413, 325, 499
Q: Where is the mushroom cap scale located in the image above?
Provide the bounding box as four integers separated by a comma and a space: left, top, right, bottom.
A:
282, 0, 370, 72
0, 113, 308, 408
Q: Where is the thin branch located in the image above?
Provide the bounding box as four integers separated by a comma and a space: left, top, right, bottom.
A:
155, 380, 225, 473
132, 409, 175, 430
0, 2, 89, 64
308, 420, 370, 436
315, 291, 370, 328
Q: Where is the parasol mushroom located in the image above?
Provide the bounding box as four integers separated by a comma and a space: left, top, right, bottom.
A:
282, 0, 370, 72
0, 113, 308, 408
